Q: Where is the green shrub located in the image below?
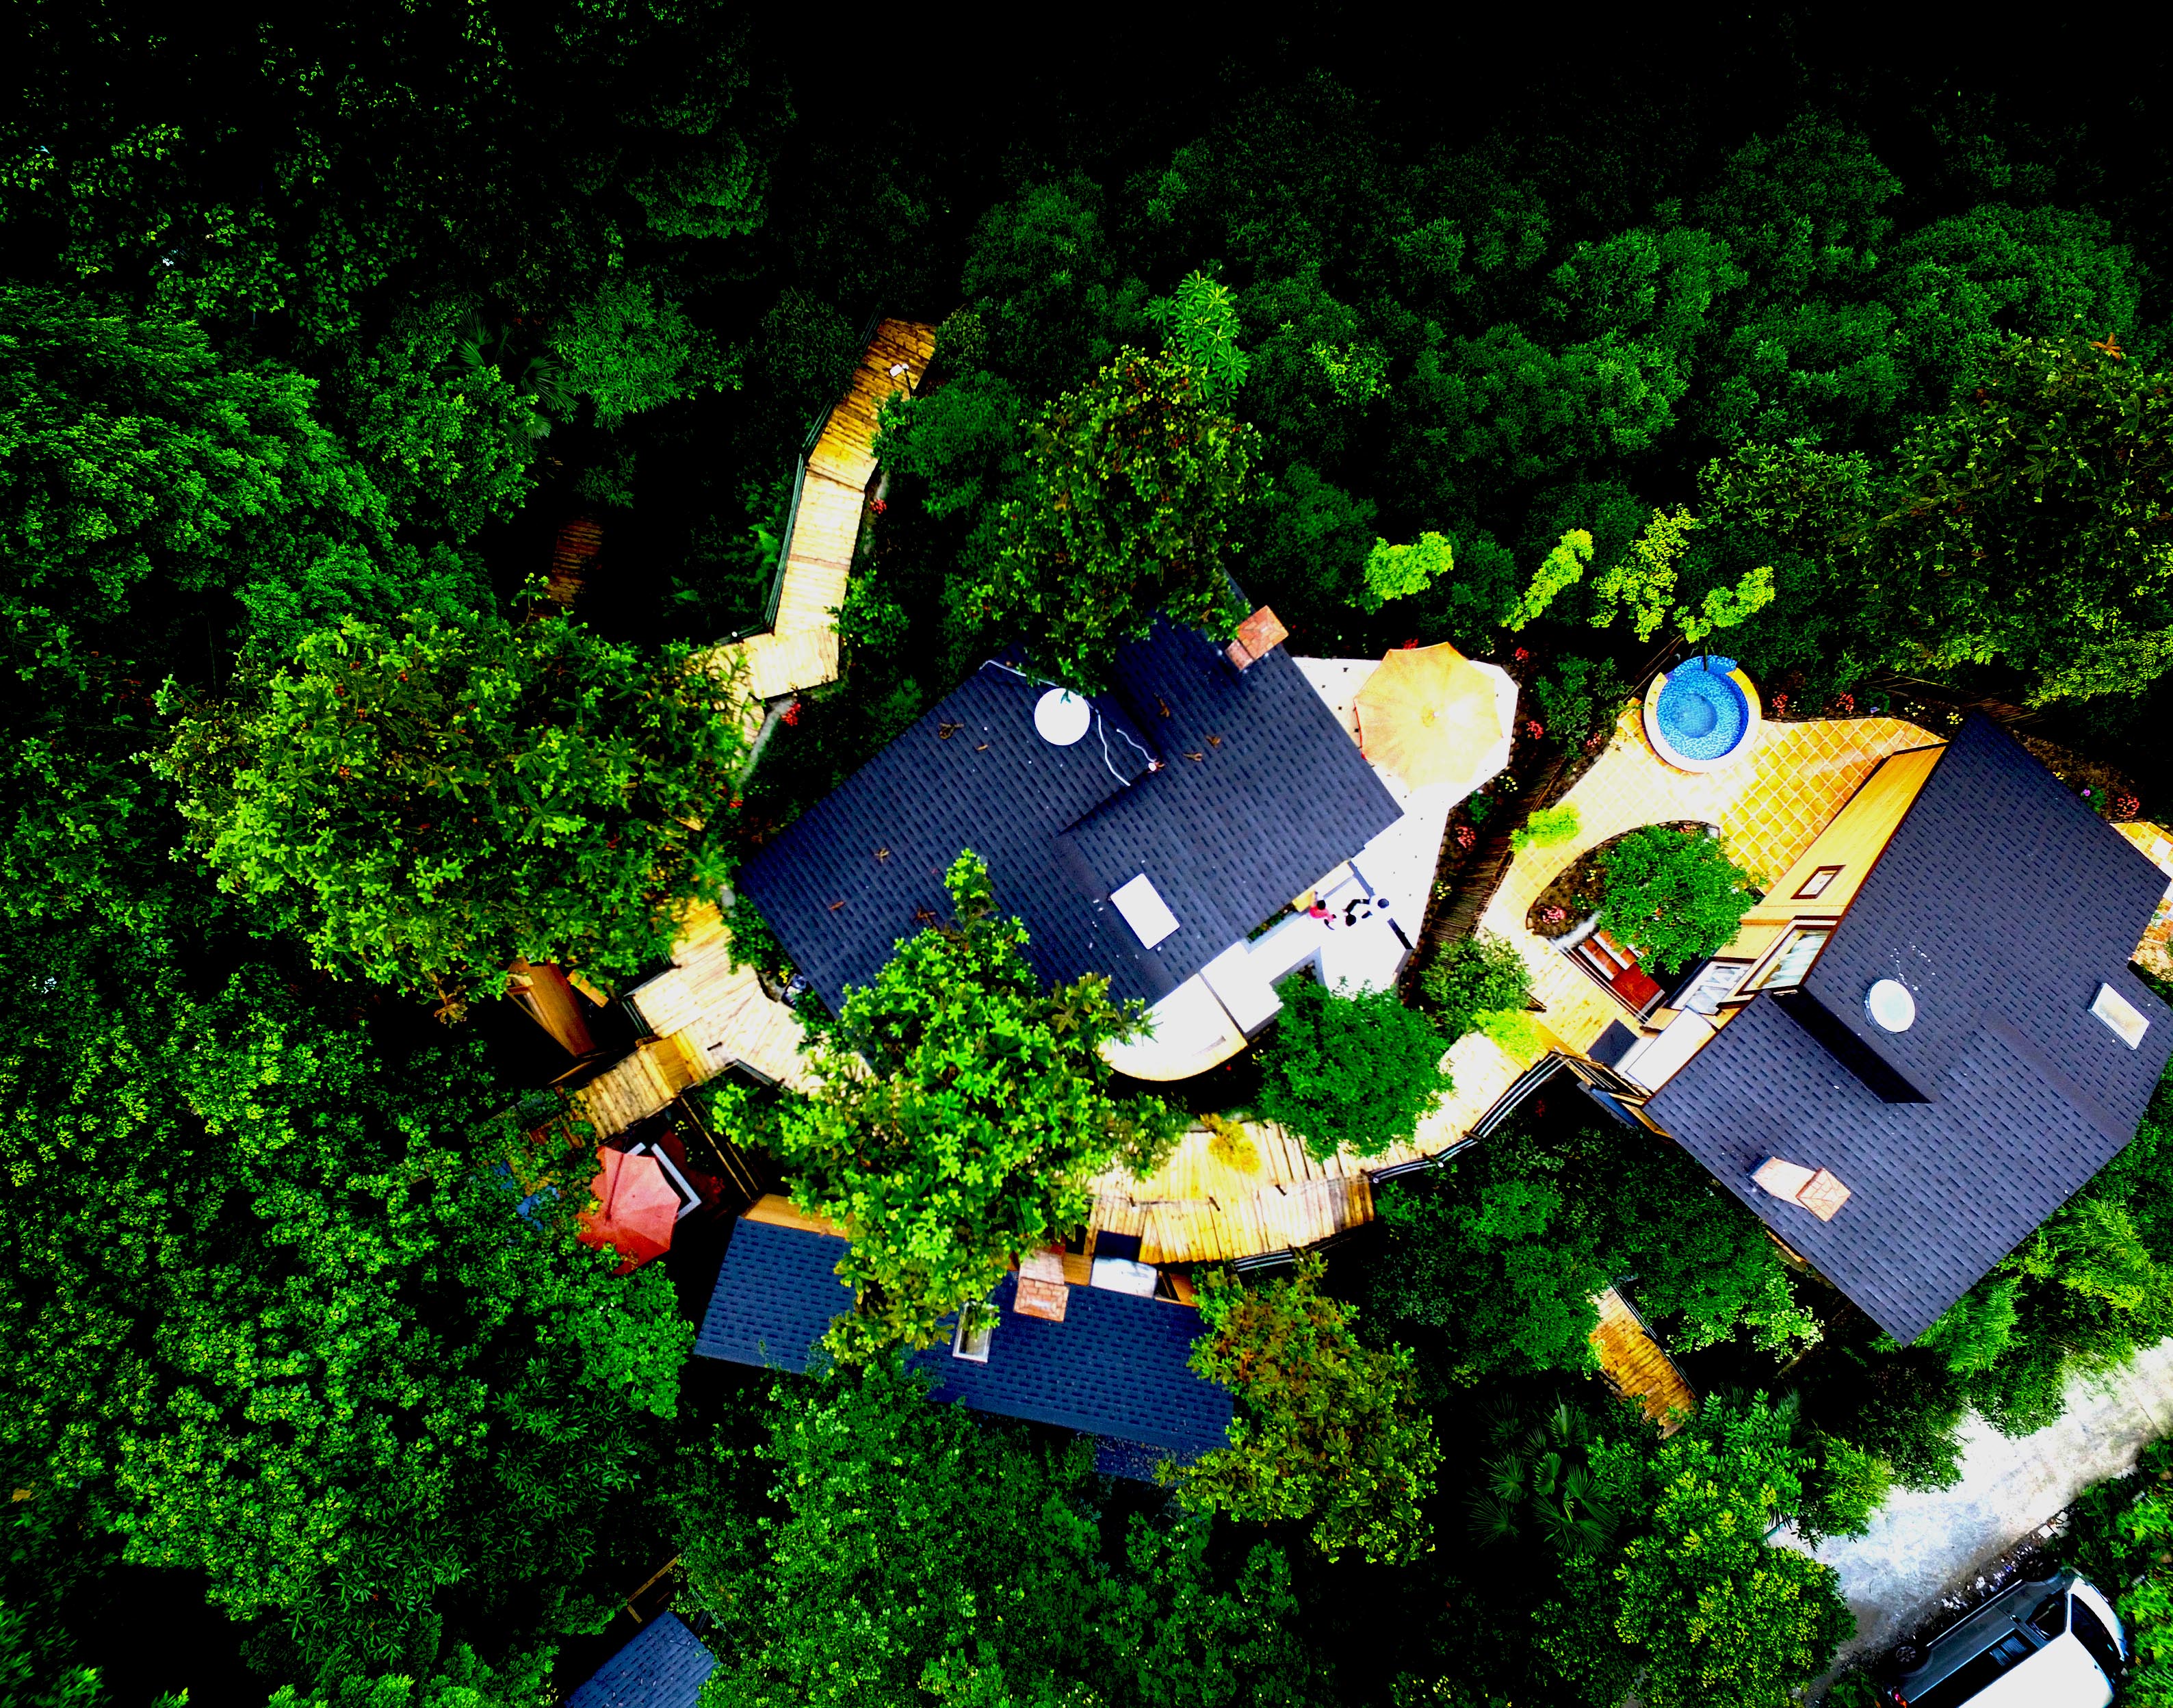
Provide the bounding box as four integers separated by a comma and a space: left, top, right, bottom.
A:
1533, 655, 1631, 749
1258, 978, 1452, 1160
1512, 803, 1581, 855
1596, 825, 1760, 968
2116, 1476, 2173, 1703
1800, 1434, 1892, 1542
1476, 1008, 1546, 1063
1360, 532, 1455, 612
1420, 933, 1534, 1039
726, 888, 793, 987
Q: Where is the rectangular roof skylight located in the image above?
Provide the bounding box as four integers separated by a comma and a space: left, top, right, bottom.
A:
1110, 872, 1180, 948
2094, 982, 2151, 1049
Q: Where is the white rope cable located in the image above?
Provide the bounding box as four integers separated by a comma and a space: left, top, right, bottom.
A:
1093, 714, 1130, 785
978, 657, 1052, 688
981, 657, 1151, 785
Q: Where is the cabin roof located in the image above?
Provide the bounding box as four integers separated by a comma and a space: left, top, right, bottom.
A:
565, 1613, 716, 1708
740, 621, 1400, 1011
694, 1218, 1234, 1464
1648, 716, 2173, 1342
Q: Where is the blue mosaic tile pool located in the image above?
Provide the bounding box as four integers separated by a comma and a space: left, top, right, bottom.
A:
1654, 656, 1749, 761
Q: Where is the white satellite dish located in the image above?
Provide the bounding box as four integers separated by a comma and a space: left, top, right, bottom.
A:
1866, 979, 1916, 1033
1034, 688, 1091, 747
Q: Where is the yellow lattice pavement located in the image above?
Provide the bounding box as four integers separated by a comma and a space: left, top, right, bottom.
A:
2118, 821, 2173, 983
1482, 702, 1938, 1059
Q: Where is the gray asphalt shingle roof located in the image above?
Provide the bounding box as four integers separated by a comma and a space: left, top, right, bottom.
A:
740, 623, 1399, 1011
1645, 716, 2173, 1342
566, 1614, 716, 1708
694, 1218, 1234, 1465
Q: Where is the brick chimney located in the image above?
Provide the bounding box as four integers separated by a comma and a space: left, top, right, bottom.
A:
1754, 1156, 1852, 1221
1225, 606, 1289, 671
1012, 1247, 1070, 1321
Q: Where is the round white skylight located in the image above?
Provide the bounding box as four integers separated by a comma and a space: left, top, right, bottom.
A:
1033, 688, 1091, 747
1866, 979, 1916, 1033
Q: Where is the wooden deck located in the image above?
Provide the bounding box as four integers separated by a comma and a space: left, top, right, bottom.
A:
744, 1192, 848, 1241
703, 318, 938, 703
572, 903, 813, 1141
558, 326, 946, 1141
1085, 1025, 1531, 1260
1589, 1287, 1697, 1433
544, 517, 602, 607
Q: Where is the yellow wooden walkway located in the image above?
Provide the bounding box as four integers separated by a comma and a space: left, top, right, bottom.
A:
571, 320, 941, 1135
705, 318, 938, 703
1086, 706, 1939, 1263
572, 901, 814, 1141
2119, 820, 2173, 984
1590, 1286, 1697, 1434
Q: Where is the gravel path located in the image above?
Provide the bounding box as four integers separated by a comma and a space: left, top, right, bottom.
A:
1802, 1337, 2173, 1667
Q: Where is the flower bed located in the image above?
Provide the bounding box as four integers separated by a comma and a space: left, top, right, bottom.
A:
1524, 820, 1710, 938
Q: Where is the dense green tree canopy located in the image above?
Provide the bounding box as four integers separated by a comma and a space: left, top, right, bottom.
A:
0, 285, 479, 931
9, 14, 2173, 1704
1255, 978, 1452, 1161
1596, 825, 1760, 969
1364, 1107, 1819, 1387
768, 853, 1180, 1360
1600, 1399, 1855, 1708
160, 611, 749, 1013
978, 348, 1262, 689
1867, 334, 2173, 701
684, 1359, 1313, 1708
1180, 1258, 1441, 1567
0, 913, 688, 1687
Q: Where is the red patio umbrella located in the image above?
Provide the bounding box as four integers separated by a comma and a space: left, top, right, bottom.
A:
577, 1148, 679, 1273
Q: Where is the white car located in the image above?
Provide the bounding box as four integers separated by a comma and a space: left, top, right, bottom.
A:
1891, 1573, 2126, 1707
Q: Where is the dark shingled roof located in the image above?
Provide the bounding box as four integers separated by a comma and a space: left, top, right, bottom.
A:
1646, 716, 2173, 1342
566, 1614, 716, 1708
740, 623, 1399, 1010
694, 1219, 1234, 1464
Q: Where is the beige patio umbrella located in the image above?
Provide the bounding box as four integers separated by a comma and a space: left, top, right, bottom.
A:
1353, 643, 1502, 791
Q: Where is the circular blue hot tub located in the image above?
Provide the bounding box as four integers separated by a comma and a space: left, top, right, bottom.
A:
1652, 656, 1750, 764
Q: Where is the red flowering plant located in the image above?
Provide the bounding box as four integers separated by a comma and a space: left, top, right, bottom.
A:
1453, 824, 1477, 851
781, 699, 802, 727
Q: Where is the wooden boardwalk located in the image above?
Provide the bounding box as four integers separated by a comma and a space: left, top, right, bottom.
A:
569, 320, 940, 1137
1589, 1286, 1697, 1434
706, 318, 938, 703
572, 902, 813, 1141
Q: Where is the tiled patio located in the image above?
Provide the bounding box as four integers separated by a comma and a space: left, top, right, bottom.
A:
1482, 700, 1938, 1059
1090, 701, 1942, 1263
2118, 820, 2173, 983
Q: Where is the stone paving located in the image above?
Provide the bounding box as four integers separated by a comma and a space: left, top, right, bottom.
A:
1805, 1338, 2173, 1670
